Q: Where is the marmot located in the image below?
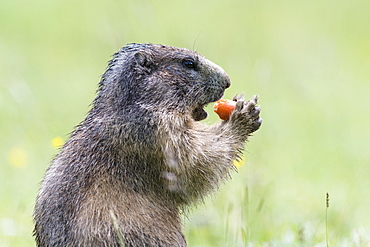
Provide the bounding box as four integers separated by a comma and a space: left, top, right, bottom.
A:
33, 43, 262, 246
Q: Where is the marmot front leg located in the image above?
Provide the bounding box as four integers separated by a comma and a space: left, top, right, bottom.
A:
165, 96, 262, 202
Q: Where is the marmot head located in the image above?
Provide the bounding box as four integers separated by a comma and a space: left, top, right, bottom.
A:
96, 43, 231, 121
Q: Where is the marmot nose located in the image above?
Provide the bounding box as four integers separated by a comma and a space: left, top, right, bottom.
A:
224, 77, 231, 89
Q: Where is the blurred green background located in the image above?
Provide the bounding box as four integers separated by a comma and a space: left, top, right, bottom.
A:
1, 0, 370, 246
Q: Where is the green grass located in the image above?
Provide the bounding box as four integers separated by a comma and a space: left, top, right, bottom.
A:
1, 0, 370, 246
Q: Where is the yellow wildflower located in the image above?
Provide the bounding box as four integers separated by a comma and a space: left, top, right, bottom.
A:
51, 136, 64, 148
233, 156, 245, 168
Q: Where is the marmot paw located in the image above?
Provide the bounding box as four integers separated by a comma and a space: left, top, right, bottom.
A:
230, 95, 262, 134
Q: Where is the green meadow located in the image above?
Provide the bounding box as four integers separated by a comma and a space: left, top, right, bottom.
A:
1, 0, 369, 246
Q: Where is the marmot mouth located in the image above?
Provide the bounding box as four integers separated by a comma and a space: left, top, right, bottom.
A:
191, 100, 221, 121
192, 107, 208, 121
192, 89, 225, 121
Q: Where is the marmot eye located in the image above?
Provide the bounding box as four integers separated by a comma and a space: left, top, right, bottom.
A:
183, 59, 197, 69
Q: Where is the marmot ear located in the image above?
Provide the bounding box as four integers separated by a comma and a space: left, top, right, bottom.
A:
134, 52, 152, 68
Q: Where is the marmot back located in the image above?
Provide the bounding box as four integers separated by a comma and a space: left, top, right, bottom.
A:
33, 43, 262, 247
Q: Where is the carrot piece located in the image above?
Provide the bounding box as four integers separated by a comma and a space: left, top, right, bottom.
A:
213, 99, 236, 120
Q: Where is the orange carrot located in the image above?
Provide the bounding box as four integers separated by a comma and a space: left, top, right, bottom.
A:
213, 99, 236, 120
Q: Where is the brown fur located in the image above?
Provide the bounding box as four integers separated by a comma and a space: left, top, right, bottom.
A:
33, 43, 262, 246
